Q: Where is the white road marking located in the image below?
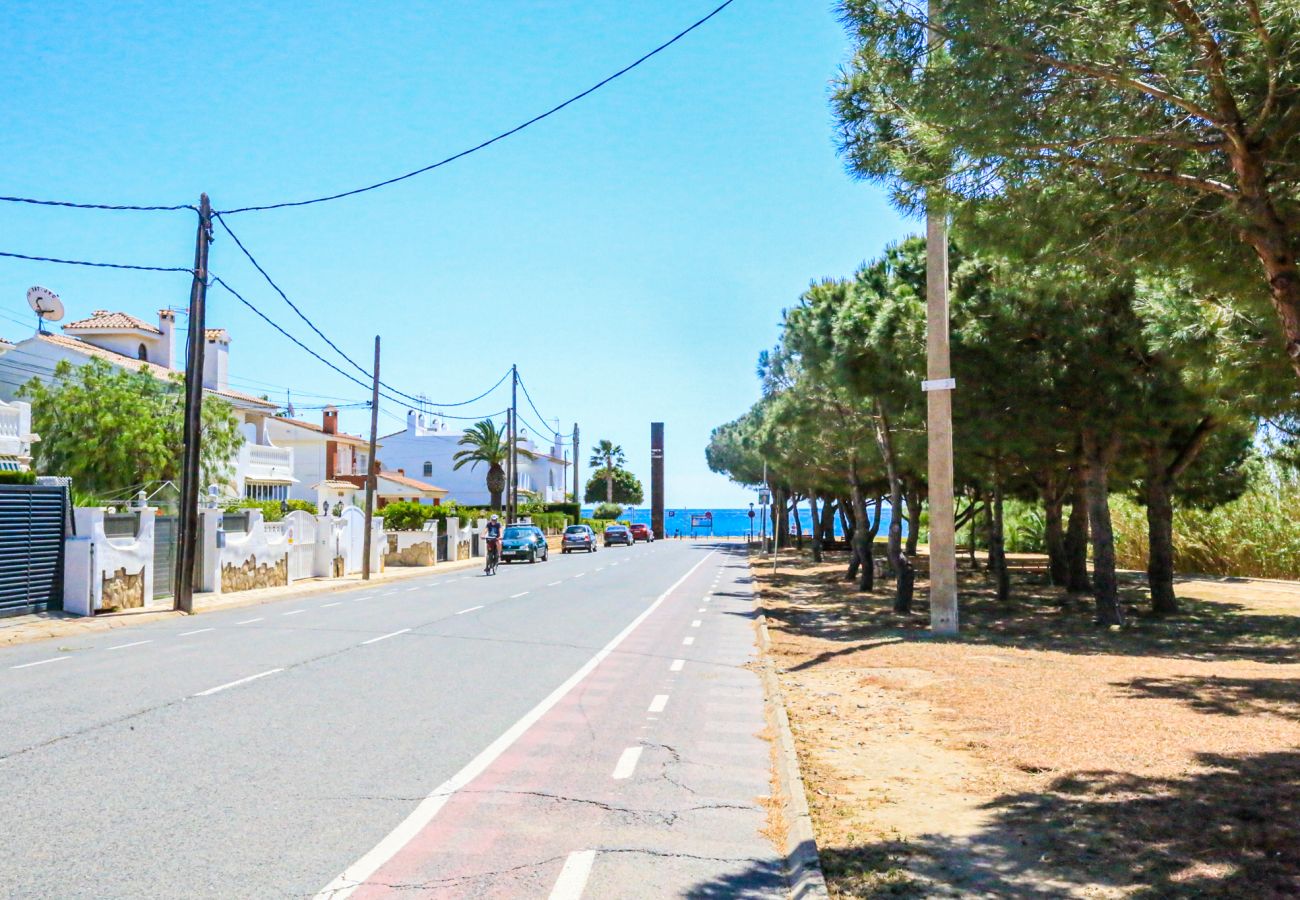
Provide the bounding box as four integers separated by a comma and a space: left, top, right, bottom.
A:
107, 640, 152, 651
698, 607, 706, 612
236, 617, 263, 625
648, 694, 669, 713
691, 620, 702, 628
313, 549, 718, 900
548, 581, 563, 587
455, 605, 483, 615
511, 592, 530, 599
362, 628, 411, 645
11, 656, 67, 670
574, 573, 586, 579
406, 586, 421, 592
612, 746, 643, 780
682, 636, 695, 645
195, 668, 284, 696
323, 602, 342, 608
282, 610, 306, 617
670, 659, 685, 672
179, 628, 214, 636
549, 850, 597, 900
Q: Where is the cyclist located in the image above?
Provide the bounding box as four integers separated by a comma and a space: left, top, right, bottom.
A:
484, 514, 503, 574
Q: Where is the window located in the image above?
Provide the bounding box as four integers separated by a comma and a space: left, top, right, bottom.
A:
423, 461, 432, 477
244, 482, 288, 502
137, 343, 148, 361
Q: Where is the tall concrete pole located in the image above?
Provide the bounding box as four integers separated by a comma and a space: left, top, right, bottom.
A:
926, 0, 959, 634
650, 423, 664, 541
572, 423, 580, 503
361, 336, 380, 580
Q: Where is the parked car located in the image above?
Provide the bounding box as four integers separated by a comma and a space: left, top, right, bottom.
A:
604, 524, 634, 547
501, 524, 549, 563
561, 524, 598, 554
629, 523, 655, 543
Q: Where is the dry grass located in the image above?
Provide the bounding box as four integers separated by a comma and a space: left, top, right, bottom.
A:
753, 550, 1300, 899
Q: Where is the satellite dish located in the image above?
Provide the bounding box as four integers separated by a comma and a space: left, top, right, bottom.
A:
27, 286, 64, 333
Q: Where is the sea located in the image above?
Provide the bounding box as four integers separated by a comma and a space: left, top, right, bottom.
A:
581, 505, 901, 539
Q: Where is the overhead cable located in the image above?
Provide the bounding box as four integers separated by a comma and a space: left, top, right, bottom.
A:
0, 195, 195, 213
217, 0, 737, 215
0, 250, 193, 274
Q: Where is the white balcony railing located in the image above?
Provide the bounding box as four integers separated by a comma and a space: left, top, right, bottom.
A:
248, 443, 292, 470
0, 405, 20, 439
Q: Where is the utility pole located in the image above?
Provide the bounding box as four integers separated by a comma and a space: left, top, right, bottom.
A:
362, 336, 380, 580
925, 0, 959, 635
572, 423, 580, 504
175, 193, 212, 614
510, 364, 518, 522
504, 409, 512, 519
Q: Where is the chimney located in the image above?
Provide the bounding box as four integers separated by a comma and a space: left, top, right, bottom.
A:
201, 328, 230, 390
157, 309, 176, 369
397, 468, 404, 476
322, 406, 338, 435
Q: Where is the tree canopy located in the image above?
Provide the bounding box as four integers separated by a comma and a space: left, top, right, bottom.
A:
583, 467, 644, 504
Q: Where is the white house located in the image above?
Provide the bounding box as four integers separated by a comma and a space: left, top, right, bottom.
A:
0, 303, 375, 501
373, 411, 572, 506
0, 399, 38, 472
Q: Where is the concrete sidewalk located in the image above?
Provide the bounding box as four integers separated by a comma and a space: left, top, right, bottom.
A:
0, 556, 485, 650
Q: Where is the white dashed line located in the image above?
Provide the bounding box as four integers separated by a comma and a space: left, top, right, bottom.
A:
573, 573, 586, 579
11, 656, 67, 670
406, 587, 420, 592
511, 592, 530, 599
236, 617, 263, 625
698, 607, 706, 612
648, 694, 669, 713
670, 659, 685, 672
691, 620, 702, 628
549, 850, 596, 900
107, 639, 152, 651
456, 605, 483, 615
323, 602, 342, 608
548, 581, 562, 587
179, 628, 213, 636
612, 747, 643, 780
195, 668, 283, 696
362, 628, 411, 645
682, 636, 695, 646
282, 610, 306, 617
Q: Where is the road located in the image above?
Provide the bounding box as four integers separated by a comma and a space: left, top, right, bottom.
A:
0, 540, 784, 898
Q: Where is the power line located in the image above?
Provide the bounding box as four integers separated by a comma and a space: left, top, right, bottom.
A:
516, 372, 558, 433
0, 195, 195, 213
217, 0, 738, 215
0, 250, 194, 274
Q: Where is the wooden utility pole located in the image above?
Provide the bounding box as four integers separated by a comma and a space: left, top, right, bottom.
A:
362, 336, 380, 580
175, 193, 212, 614
572, 422, 580, 503
925, 0, 959, 634
510, 364, 519, 522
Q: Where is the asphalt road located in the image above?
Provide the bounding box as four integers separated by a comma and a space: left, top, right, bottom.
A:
0, 540, 783, 898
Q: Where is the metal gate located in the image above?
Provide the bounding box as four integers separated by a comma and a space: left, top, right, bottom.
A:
153, 515, 179, 601
0, 484, 67, 615
285, 512, 315, 581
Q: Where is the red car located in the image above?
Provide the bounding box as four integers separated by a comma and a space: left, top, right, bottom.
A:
629, 523, 655, 543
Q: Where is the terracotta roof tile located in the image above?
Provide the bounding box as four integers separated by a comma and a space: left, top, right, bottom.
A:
63, 310, 161, 334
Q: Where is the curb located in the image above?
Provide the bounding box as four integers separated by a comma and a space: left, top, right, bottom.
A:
0, 556, 486, 650
755, 610, 831, 898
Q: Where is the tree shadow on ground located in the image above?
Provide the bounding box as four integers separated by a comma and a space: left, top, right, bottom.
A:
684, 751, 1300, 899
756, 551, 1300, 664
1117, 675, 1300, 722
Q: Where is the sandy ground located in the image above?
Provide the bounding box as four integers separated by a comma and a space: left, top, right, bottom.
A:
752, 551, 1300, 899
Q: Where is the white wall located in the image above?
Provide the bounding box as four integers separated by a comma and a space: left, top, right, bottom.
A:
65, 507, 157, 614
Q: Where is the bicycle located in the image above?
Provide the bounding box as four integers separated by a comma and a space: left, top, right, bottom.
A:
485, 539, 500, 576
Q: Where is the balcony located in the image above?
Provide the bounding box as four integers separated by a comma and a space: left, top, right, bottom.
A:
0, 401, 35, 462
237, 441, 296, 488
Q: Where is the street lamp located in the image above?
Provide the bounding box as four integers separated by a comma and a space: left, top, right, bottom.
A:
748, 502, 755, 544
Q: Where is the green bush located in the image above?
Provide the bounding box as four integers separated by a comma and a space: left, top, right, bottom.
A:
593, 502, 623, 519
381, 500, 430, 532
582, 518, 617, 532
527, 512, 570, 533
223, 499, 287, 522
286, 498, 318, 516
0, 470, 37, 485
543, 502, 581, 523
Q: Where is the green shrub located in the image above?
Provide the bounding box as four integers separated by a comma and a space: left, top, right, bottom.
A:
543, 502, 581, 523
593, 502, 623, 519
0, 470, 37, 485
381, 500, 431, 532
527, 512, 570, 533
222, 499, 287, 522
286, 499, 318, 515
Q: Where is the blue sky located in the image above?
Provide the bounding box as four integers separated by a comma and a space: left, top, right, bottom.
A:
0, 0, 910, 506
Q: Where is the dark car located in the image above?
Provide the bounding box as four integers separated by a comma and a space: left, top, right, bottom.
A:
561, 524, 598, 554
501, 525, 549, 563
603, 524, 634, 547
629, 523, 655, 543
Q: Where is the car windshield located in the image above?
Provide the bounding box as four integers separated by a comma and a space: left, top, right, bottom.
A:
503, 527, 530, 539
565, 526, 587, 534
606, 526, 626, 532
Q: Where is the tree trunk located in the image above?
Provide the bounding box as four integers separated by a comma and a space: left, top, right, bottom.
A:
1043, 492, 1067, 588
605, 472, 613, 504
1065, 469, 1091, 594
967, 502, 978, 569
872, 402, 912, 614
1234, 147, 1300, 377
1082, 430, 1123, 626
842, 494, 860, 582
850, 481, 874, 592
809, 494, 822, 562
792, 496, 805, 550
904, 487, 921, 558
988, 482, 1010, 602
1145, 450, 1178, 616
819, 497, 837, 547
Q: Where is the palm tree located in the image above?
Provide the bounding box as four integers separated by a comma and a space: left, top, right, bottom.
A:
453, 419, 536, 511
588, 439, 626, 504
